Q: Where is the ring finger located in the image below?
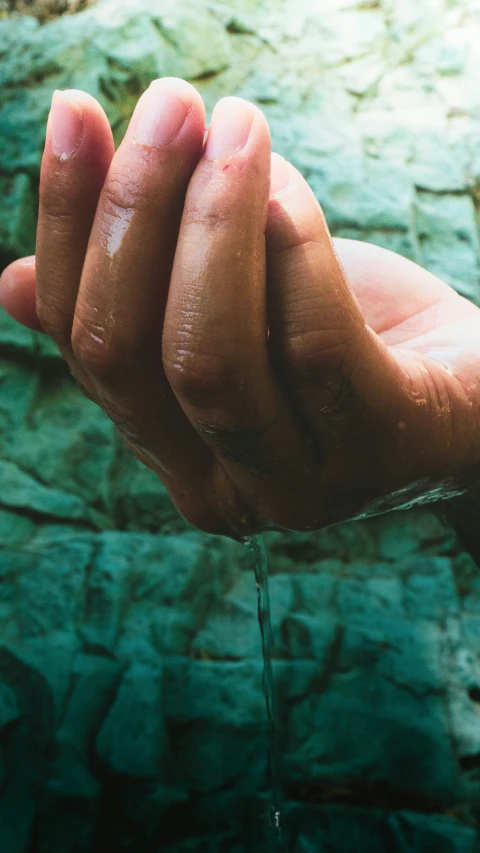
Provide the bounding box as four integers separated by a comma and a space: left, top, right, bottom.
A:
163, 98, 321, 534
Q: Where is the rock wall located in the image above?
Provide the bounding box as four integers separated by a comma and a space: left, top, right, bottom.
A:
0, 0, 480, 850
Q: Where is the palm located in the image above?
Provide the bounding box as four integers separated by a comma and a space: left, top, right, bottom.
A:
330, 238, 480, 500
335, 237, 480, 366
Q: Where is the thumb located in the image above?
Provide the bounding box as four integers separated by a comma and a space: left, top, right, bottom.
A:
0, 256, 45, 333
265, 153, 403, 460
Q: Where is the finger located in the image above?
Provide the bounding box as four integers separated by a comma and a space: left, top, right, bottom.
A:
71, 78, 215, 493
163, 98, 320, 533
265, 154, 404, 461
0, 256, 43, 332
36, 88, 115, 398
36, 89, 114, 345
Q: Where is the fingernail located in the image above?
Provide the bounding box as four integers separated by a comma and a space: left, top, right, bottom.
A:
48, 91, 84, 161
270, 153, 291, 197
205, 97, 254, 159
133, 80, 192, 146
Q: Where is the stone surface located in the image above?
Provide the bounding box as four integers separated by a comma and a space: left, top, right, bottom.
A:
1, 0, 480, 850
0, 174, 36, 264
96, 661, 166, 777
0, 517, 477, 848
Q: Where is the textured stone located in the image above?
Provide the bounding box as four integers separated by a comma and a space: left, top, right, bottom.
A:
0, 0, 232, 187
149, 2, 231, 80
164, 660, 268, 794
111, 449, 181, 532
0, 359, 39, 433
280, 613, 339, 662
285, 672, 461, 804
410, 126, 473, 192
14, 539, 92, 638
47, 653, 121, 797
96, 661, 165, 777
19, 631, 81, 719
150, 605, 193, 656
80, 533, 132, 654
414, 192, 480, 300
403, 559, 460, 619
287, 805, 480, 853
0, 0, 479, 848
193, 571, 293, 659
309, 155, 415, 231
0, 173, 36, 264
0, 681, 20, 730
1, 374, 117, 521
0, 646, 55, 853
0, 509, 35, 546
0, 458, 91, 521
0, 307, 37, 353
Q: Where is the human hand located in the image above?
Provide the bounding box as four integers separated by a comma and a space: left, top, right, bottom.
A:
2, 78, 480, 541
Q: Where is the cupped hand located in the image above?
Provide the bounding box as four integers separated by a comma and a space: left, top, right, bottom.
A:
2, 78, 480, 540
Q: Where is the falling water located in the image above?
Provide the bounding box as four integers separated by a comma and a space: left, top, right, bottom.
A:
244, 534, 285, 849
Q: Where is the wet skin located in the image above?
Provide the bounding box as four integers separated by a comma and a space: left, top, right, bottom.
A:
2, 77, 480, 540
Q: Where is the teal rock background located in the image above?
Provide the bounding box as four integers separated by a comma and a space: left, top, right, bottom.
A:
1, 0, 480, 850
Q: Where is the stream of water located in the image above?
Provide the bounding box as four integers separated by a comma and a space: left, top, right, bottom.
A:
244, 534, 285, 850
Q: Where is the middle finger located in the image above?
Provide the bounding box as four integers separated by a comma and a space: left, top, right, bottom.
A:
72, 78, 213, 487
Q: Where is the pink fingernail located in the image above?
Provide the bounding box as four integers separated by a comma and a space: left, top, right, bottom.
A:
48, 91, 84, 161
133, 80, 192, 147
204, 97, 254, 159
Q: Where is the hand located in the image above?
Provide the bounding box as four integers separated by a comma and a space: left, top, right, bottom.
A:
2, 78, 480, 541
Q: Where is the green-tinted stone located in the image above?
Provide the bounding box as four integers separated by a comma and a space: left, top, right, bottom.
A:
0, 0, 479, 848
95, 661, 165, 777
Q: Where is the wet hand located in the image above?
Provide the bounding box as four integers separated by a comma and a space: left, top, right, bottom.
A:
2, 78, 480, 540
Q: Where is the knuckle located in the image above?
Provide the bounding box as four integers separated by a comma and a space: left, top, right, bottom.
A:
170, 480, 251, 539
71, 315, 118, 379
164, 362, 232, 408
72, 314, 142, 383
101, 397, 140, 442
283, 329, 352, 380
40, 176, 82, 222
163, 348, 233, 405
194, 415, 282, 476
35, 296, 72, 344
183, 195, 233, 232
101, 167, 149, 216
167, 362, 232, 404
72, 340, 113, 380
